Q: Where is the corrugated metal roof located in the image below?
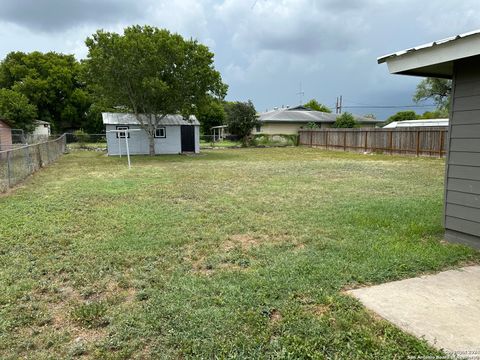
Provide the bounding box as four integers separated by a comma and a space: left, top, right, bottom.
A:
0, 119, 11, 129
102, 112, 200, 126
258, 108, 378, 124
377, 29, 480, 64
383, 119, 449, 128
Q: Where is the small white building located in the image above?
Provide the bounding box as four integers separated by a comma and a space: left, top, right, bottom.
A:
383, 119, 449, 128
102, 112, 200, 155
33, 120, 51, 136
211, 125, 229, 141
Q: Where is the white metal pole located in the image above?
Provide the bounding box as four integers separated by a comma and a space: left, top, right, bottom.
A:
118, 135, 122, 158
125, 134, 131, 169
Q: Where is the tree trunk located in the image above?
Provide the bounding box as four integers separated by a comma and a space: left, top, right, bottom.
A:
148, 133, 155, 156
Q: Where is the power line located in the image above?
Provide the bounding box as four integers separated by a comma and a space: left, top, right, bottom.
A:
331, 96, 437, 111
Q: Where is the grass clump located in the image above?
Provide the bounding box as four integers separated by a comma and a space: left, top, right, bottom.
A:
71, 302, 108, 329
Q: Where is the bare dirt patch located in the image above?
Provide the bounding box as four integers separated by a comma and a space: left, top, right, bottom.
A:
28, 279, 137, 356
222, 234, 263, 251
185, 232, 304, 276
222, 233, 302, 252
49, 286, 108, 344
303, 304, 331, 317
269, 309, 283, 324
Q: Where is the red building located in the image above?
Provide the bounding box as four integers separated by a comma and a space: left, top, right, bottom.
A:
0, 120, 13, 151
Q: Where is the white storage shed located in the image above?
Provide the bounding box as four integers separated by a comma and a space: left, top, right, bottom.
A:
102, 112, 200, 155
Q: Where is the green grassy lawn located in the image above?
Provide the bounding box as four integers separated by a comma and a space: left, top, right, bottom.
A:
0, 148, 478, 359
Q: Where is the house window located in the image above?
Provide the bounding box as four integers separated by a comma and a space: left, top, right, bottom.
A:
116, 126, 129, 138
256, 125, 262, 132
154, 127, 166, 138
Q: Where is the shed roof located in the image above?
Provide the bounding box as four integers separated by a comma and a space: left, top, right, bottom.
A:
377, 29, 480, 78
102, 112, 200, 126
0, 119, 12, 128
258, 108, 378, 124
35, 120, 50, 126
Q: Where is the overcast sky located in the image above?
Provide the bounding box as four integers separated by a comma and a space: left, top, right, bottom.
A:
0, 0, 479, 119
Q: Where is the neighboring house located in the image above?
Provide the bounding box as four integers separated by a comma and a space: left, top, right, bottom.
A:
0, 120, 12, 151
383, 119, 449, 128
379, 29, 480, 249
102, 112, 200, 155
254, 106, 381, 135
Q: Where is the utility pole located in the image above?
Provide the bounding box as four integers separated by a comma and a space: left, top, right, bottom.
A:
335, 95, 343, 114
297, 82, 305, 105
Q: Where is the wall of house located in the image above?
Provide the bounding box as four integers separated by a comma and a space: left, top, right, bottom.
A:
254, 121, 375, 135
0, 120, 12, 151
106, 124, 183, 155
444, 56, 480, 249
253, 122, 329, 135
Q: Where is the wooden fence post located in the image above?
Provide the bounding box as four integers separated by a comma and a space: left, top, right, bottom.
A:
388, 131, 393, 155
310, 131, 313, 146
439, 130, 445, 158
325, 131, 329, 150
343, 131, 347, 151
416, 130, 420, 157
364, 131, 368, 152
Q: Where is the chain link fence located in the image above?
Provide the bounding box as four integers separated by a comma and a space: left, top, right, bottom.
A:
200, 134, 242, 148
0, 134, 67, 192
64, 133, 107, 151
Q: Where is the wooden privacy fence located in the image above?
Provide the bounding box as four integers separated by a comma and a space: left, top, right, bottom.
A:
299, 128, 448, 157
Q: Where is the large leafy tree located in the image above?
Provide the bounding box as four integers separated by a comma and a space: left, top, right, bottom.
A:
419, 109, 449, 119
225, 100, 259, 144
0, 51, 91, 132
304, 99, 331, 113
413, 77, 452, 111
0, 89, 37, 131
332, 112, 358, 128
384, 110, 418, 125
84, 25, 227, 155
196, 98, 226, 134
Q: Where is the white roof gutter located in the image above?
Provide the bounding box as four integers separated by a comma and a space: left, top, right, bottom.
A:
377, 30, 480, 77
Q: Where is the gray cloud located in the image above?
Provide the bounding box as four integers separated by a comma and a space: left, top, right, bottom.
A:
0, 0, 479, 119
216, 0, 371, 55
0, 0, 143, 32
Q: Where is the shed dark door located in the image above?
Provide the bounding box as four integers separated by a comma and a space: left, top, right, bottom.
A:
181, 125, 195, 152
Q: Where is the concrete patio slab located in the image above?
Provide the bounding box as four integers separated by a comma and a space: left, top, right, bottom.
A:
348, 266, 480, 357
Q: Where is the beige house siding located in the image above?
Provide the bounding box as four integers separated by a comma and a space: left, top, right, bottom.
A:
253, 121, 374, 135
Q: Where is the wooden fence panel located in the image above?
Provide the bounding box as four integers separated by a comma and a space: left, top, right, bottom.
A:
299, 128, 448, 157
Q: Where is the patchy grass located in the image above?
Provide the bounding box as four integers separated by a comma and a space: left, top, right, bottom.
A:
0, 147, 478, 359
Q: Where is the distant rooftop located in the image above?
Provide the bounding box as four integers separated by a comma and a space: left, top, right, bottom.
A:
383, 119, 448, 128
259, 107, 379, 124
